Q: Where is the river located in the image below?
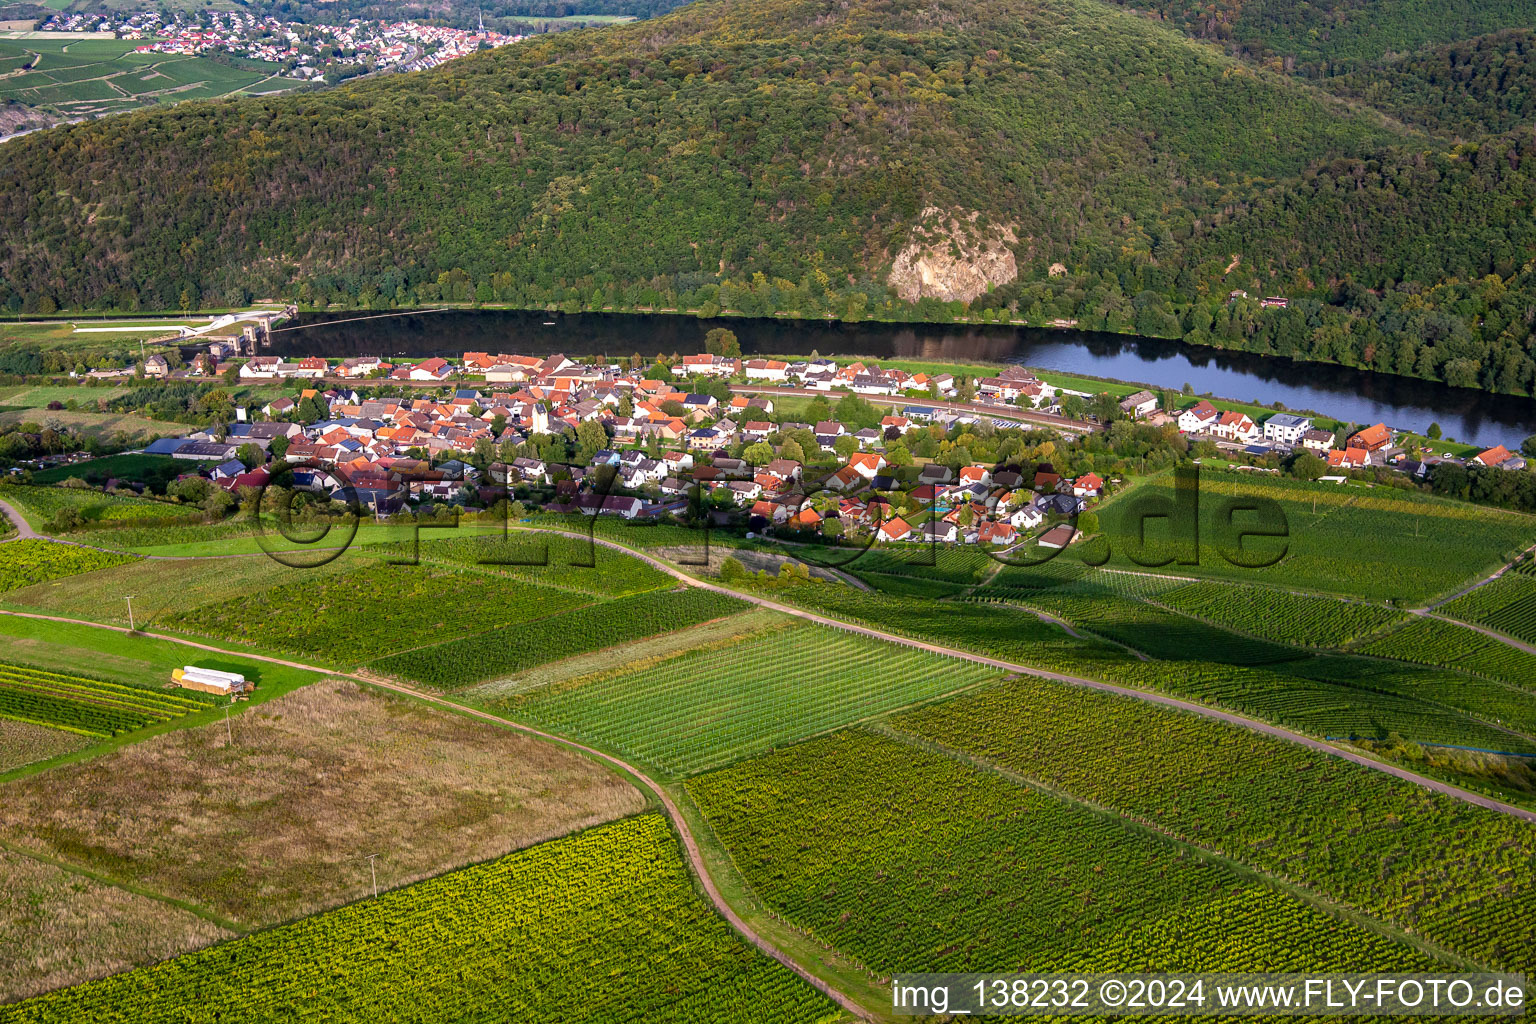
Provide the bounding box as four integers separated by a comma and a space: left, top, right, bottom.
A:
265, 309, 1536, 450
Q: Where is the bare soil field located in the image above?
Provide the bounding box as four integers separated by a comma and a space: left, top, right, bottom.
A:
0, 680, 644, 927
0, 720, 90, 773
0, 848, 232, 1003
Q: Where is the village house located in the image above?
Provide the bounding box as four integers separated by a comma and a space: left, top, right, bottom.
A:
1327, 448, 1371, 470
409, 357, 453, 381
743, 358, 789, 381
1349, 423, 1393, 452
1071, 472, 1103, 498
1118, 390, 1157, 419
1301, 428, 1336, 451
1211, 411, 1259, 443
1262, 413, 1312, 445
1472, 445, 1525, 470
1177, 400, 1219, 434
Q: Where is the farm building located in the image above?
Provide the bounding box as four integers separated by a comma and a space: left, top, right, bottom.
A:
172, 666, 252, 697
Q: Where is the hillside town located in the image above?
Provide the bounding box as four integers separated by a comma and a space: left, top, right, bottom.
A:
37, 9, 522, 79
86, 345, 1530, 551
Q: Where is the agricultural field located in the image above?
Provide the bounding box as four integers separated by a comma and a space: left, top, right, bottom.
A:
0, 386, 130, 410
1154, 580, 1406, 648
842, 545, 995, 585
891, 675, 1536, 971
499, 621, 1000, 776
0, 815, 838, 1024
0, 718, 89, 772
0, 681, 644, 927
687, 731, 1445, 976
1440, 575, 1536, 646
0, 38, 293, 117
0, 539, 139, 594
466, 606, 787, 699
386, 532, 675, 597
0, 659, 215, 737
0, 610, 319, 700
1358, 617, 1536, 690
0, 848, 232, 1004
1, 549, 360, 627
0, 485, 200, 531
1096, 471, 1536, 604
163, 562, 592, 665
759, 579, 1126, 670
30, 453, 184, 487
1005, 588, 1306, 665
0, 405, 188, 442
373, 587, 746, 690
976, 559, 1190, 600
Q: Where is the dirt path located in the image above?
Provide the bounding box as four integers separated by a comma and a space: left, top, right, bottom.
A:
1424, 538, 1536, 611
1414, 608, 1536, 658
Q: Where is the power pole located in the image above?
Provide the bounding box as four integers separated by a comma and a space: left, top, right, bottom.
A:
366, 854, 379, 897
125, 595, 135, 631
224, 706, 233, 745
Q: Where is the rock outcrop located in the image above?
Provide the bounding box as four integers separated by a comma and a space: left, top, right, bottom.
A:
887, 208, 1019, 304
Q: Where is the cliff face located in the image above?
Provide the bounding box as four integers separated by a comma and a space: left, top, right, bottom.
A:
887, 208, 1020, 304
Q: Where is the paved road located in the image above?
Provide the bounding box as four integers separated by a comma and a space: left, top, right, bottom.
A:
507, 526, 1536, 825
0, 606, 877, 1021
0, 498, 40, 541
729, 383, 1099, 433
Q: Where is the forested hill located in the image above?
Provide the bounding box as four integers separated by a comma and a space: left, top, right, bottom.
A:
1105, 0, 1536, 74
1, 0, 1536, 395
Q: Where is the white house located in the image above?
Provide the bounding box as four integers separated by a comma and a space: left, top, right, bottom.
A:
743, 358, 789, 381
1118, 390, 1158, 419
1262, 413, 1312, 445
1009, 505, 1044, 530
1211, 410, 1259, 443
1177, 400, 1219, 434
1301, 428, 1336, 451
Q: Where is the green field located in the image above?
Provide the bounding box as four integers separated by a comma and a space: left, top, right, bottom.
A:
0, 550, 362, 628
1154, 579, 1406, 648
0, 38, 293, 115
164, 563, 593, 665
1095, 471, 1536, 604
0, 658, 214, 737
381, 532, 676, 597
760, 576, 1536, 759
0, 540, 139, 594
374, 587, 747, 690
688, 730, 1448, 976
498, 621, 1001, 776
889, 675, 1536, 972
0, 485, 200, 530
1358, 616, 1536, 691
30, 454, 185, 487
1440, 575, 1536, 646
0, 814, 839, 1024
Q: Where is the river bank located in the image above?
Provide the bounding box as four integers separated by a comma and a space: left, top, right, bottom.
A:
261, 309, 1536, 450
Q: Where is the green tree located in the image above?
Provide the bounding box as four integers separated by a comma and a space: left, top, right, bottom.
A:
743, 441, 774, 465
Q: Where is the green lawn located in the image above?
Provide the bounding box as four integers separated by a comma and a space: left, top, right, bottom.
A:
0, 613, 325, 781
